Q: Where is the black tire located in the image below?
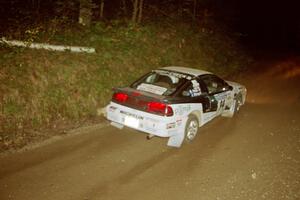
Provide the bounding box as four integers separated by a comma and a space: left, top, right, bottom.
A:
185, 115, 199, 142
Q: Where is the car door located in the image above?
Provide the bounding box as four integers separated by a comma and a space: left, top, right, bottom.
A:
199, 74, 232, 117
168, 78, 209, 115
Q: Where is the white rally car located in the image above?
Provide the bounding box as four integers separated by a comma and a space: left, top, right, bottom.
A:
106, 66, 246, 147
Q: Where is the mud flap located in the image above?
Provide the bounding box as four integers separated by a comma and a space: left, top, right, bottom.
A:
167, 117, 188, 148
167, 132, 184, 148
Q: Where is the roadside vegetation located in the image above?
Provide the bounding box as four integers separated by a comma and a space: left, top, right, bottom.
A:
0, 17, 252, 151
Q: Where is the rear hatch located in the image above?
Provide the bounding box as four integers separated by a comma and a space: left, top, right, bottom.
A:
112, 87, 174, 117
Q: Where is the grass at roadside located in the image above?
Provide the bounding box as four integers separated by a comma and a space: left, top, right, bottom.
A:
0, 21, 252, 151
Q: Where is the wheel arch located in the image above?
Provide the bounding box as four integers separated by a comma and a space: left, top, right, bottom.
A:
235, 92, 243, 104
188, 110, 203, 127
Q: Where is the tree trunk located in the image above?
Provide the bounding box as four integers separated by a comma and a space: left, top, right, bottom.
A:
100, 0, 104, 19
137, 0, 144, 23
177, 0, 183, 18
121, 0, 128, 17
31, 0, 40, 16
79, 0, 92, 27
193, 0, 197, 20
132, 0, 139, 23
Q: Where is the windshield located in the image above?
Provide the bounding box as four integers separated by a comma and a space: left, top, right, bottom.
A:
131, 70, 188, 96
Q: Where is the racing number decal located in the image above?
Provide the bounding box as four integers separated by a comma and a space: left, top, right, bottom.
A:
214, 93, 227, 112
220, 99, 225, 109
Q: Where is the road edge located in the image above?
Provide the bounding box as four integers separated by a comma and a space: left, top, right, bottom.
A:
0, 121, 109, 158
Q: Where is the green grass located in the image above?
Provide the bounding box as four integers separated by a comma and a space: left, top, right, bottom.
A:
0, 21, 252, 150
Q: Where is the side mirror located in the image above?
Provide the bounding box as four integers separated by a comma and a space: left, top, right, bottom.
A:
222, 85, 233, 91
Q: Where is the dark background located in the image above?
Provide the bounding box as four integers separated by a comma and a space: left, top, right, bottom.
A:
1, 0, 299, 53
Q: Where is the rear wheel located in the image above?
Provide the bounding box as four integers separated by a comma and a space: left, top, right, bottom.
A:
185, 115, 199, 142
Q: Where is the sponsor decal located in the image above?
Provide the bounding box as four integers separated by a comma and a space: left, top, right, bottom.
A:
175, 105, 191, 115
120, 110, 144, 120
176, 119, 183, 126
154, 70, 192, 80
214, 93, 227, 101
109, 106, 117, 112
137, 83, 167, 95
166, 122, 176, 129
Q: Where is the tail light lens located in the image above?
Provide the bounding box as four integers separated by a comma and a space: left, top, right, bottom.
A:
147, 102, 173, 116
113, 92, 128, 102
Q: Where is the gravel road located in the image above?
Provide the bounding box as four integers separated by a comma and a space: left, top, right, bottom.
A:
0, 57, 299, 200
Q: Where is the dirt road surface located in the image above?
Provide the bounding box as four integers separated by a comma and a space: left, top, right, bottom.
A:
0, 57, 300, 200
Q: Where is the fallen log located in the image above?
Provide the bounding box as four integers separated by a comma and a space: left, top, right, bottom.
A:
1, 37, 96, 53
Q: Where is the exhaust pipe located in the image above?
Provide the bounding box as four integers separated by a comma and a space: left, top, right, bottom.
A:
146, 134, 155, 140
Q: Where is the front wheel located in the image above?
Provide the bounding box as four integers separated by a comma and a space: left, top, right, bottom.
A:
185, 115, 199, 142
233, 95, 243, 114
222, 94, 242, 118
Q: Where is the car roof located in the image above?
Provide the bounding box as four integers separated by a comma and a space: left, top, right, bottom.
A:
160, 66, 212, 77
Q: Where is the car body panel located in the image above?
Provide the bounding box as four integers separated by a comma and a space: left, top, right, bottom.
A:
106, 66, 247, 147
161, 66, 212, 76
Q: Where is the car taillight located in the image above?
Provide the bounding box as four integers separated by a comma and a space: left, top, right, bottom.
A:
113, 92, 128, 102
147, 102, 173, 117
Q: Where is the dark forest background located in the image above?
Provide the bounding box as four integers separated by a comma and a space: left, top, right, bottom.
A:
1, 0, 299, 51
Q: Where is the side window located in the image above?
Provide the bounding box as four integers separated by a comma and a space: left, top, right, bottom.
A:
201, 75, 227, 94
180, 80, 202, 97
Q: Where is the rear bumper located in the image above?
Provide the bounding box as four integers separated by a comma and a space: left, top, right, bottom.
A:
106, 102, 179, 137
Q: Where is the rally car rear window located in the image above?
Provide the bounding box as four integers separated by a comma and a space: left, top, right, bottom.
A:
131, 71, 188, 96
